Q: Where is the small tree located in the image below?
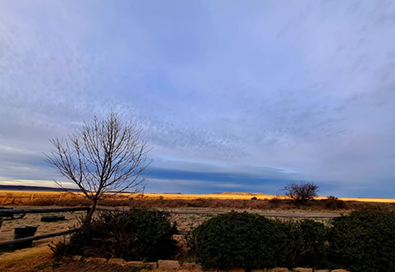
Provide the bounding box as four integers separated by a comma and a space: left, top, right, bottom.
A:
45, 111, 151, 222
282, 181, 319, 206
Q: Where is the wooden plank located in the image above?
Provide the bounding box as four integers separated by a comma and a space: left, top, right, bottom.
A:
0, 207, 90, 215
0, 229, 78, 247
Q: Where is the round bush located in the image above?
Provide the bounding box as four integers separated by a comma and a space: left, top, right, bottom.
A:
329, 210, 395, 272
189, 212, 287, 271
52, 208, 177, 261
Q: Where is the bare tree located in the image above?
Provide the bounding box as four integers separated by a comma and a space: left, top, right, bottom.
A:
45, 111, 151, 222
282, 181, 319, 206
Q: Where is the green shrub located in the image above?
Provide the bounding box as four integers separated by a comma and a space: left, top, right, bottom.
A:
52, 208, 177, 261
285, 220, 329, 269
189, 212, 287, 271
329, 210, 395, 272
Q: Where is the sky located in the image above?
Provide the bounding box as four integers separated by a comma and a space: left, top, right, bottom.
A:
1, 0, 395, 197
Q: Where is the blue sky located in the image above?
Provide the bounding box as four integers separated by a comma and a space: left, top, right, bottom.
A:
1, 0, 395, 197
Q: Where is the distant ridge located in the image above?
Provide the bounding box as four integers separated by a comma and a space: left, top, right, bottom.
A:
0, 184, 80, 192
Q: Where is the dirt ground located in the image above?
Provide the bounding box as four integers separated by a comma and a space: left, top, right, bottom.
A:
1, 206, 340, 242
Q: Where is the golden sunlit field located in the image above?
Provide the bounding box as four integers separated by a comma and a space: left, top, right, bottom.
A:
1, 189, 395, 205
145, 192, 395, 203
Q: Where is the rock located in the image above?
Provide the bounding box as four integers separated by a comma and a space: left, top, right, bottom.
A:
268, 268, 289, 272
107, 258, 125, 265
158, 260, 181, 269
84, 257, 106, 263
294, 268, 312, 272
124, 261, 157, 269
251, 269, 268, 272
72, 255, 82, 261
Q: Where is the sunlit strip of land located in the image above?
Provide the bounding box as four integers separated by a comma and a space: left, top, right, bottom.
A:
142, 193, 395, 203
1, 190, 395, 203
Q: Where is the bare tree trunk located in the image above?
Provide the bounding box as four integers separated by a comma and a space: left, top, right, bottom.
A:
85, 198, 99, 223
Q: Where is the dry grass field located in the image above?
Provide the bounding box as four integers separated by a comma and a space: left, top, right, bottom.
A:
1, 190, 395, 211
0, 190, 275, 204
2, 189, 395, 203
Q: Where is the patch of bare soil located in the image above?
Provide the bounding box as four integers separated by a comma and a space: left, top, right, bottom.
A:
0, 207, 86, 243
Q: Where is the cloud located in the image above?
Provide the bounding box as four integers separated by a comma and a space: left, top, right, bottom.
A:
0, 1, 395, 197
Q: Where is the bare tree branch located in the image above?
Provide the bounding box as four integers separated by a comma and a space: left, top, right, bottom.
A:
44, 111, 152, 222
282, 181, 319, 206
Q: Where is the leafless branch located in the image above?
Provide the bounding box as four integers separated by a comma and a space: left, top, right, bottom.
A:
44, 111, 152, 222
282, 181, 319, 206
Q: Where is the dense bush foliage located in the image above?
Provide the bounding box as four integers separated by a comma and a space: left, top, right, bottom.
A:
329, 210, 395, 272
52, 208, 177, 261
189, 212, 287, 271
285, 220, 328, 269
190, 211, 395, 271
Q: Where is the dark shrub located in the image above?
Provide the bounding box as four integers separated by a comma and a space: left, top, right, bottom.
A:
189, 212, 287, 271
282, 181, 319, 206
329, 210, 395, 272
285, 220, 329, 269
269, 197, 281, 205
52, 208, 177, 261
324, 196, 347, 210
